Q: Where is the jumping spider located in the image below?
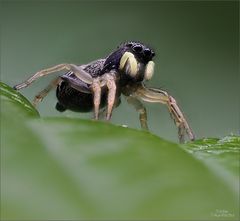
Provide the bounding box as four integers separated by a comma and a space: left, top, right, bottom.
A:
13, 41, 195, 143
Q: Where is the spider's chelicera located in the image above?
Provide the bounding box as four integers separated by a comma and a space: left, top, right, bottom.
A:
13, 41, 195, 143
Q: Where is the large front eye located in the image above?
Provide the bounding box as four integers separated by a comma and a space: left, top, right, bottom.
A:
133, 45, 143, 53
144, 48, 151, 56
126, 42, 133, 47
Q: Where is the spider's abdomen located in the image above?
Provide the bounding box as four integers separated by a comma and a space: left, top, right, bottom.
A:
56, 80, 122, 114
56, 81, 92, 112
56, 81, 107, 113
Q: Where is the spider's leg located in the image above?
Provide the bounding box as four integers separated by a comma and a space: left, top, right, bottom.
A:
126, 96, 149, 130
91, 78, 101, 120
13, 64, 93, 90
133, 84, 195, 143
99, 72, 117, 120
91, 72, 117, 120
33, 77, 62, 107
98, 107, 107, 119
105, 75, 117, 120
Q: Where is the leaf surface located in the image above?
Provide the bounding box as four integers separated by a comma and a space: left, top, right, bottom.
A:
1, 82, 239, 220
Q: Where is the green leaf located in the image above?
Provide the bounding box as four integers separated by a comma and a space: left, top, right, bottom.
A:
184, 136, 240, 194
0, 82, 39, 117
1, 82, 239, 220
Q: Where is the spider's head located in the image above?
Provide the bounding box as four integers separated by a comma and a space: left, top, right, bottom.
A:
122, 41, 155, 64
102, 41, 156, 81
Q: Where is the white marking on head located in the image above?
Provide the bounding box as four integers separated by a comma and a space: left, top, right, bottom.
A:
144, 61, 155, 80
120, 52, 138, 77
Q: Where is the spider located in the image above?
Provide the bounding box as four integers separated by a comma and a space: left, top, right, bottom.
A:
13, 41, 195, 143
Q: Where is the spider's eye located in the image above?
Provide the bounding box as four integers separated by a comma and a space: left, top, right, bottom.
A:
144, 48, 152, 56
133, 45, 143, 52
126, 42, 133, 47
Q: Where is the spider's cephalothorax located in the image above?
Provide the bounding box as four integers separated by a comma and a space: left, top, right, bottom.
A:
13, 41, 195, 143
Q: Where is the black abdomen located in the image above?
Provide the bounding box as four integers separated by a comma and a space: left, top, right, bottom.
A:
56, 81, 107, 113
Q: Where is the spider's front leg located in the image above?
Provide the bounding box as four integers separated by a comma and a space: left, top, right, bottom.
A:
134, 84, 195, 143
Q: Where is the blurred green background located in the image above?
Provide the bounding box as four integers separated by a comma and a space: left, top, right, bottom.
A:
1, 1, 239, 142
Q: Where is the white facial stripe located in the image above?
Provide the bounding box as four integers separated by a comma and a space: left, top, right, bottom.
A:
144, 61, 155, 80
119, 52, 131, 70
120, 52, 138, 77
128, 56, 138, 77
